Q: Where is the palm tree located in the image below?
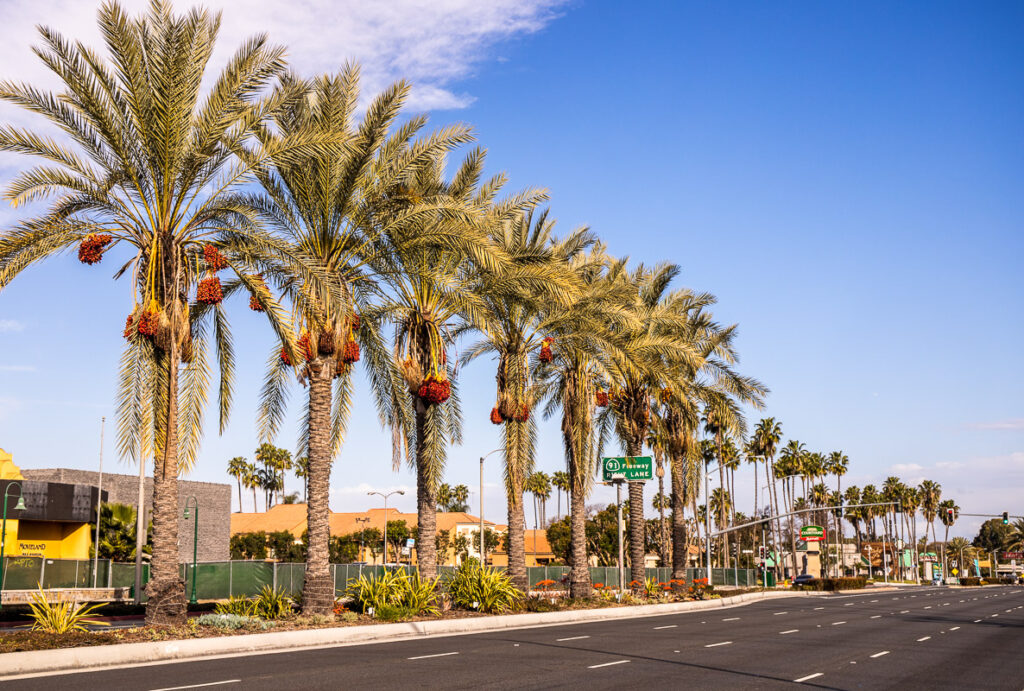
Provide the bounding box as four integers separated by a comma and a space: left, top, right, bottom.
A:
227, 457, 249, 512
843, 485, 862, 552
251, 68, 478, 611
918, 480, 942, 549
243, 462, 260, 512
0, 1, 301, 624
750, 418, 783, 577
552, 471, 570, 521
827, 451, 848, 547
778, 440, 807, 576
533, 472, 552, 527
861, 484, 880, 539
293, 456, 309, 503
938, 498, 959, 574
462, 209, 589, 591
947, 536, 972, 576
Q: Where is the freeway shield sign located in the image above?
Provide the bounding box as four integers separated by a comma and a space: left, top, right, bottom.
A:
602, 456, 653, 482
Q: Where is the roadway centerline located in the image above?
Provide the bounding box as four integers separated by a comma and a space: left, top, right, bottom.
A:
587, 660, 630, 669
794, 673, 824, 683
773, 611, 788, 615
556, 636, 590, 641
705, 641, 732, 648
407, 652, 459, 660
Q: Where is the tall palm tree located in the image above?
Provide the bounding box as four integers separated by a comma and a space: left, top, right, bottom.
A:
227, 457, 249, 512
462, 209, 589, 591
938, 498, 959, 575
243, 461, 260, 512
861, 484, 880, 540
251, 68, 477, 610
827, 451, 848, 546
0, 1, 303, 624
551, 470, 570, 521
918, 480, 942, 549
750, 418, 783, 577
778, 440, 806, 576
293, 456, 309, 503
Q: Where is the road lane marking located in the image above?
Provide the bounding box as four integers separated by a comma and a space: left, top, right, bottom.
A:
151, 683, 241, 691
950, 626, 960, 631
814, 607, 825, 610
870, 615, 882, 619
924, 606, 932, 609
408, 652, 459, 660
558, 635, 592, 641
705, 641, 732, 647
832, 621, 846, 625
900, 610, 910, 614
917, 636, 931, 641
588, 660, 629, 669
794, 673, 824, 683
774, 611, 788, 615
653, 625, 677, 630
722, 617, 740, 621
974, 619, 982, 622
844, 603, 855, 606
870, 651, 890, 658
780, 629, 799, 634
870, 599, 878, 602
991, 614, 999, 618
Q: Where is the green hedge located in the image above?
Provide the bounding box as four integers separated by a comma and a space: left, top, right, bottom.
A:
958, 577, 983, 586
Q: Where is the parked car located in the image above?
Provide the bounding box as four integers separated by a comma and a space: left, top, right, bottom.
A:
792, 573, 816, 586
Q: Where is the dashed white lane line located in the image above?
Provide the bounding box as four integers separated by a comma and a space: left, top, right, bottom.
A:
557, 636, 591, 641
844, 603, 855, 607
917, 636, 931, 642
408, 652, 459, 660
870, 599, 878, 602
900, 610, 910, 614
950, 626, 960, 631
780, 629, 799, 635
722, 617, 740, 621
150, 682, 240, 691
653, 625, 677, 630
832, 621, 846, 626
588, 660, 630, 669
814, 607, 825, 610
705, 641, 733, 648
870, 651, 890, 658
924, 606, 933, 610
773, 611, 788, 615
974, 619, 982, 622
794, 673, 824, 683
870, 615, 882, 619
991, 614, 999, 618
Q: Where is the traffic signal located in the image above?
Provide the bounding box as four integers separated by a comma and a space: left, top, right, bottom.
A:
946, 508, 955, 520
758, 546, 767, 560
1002, 512, 1009, 525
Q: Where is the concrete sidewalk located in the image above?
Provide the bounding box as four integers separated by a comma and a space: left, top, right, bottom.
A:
0, 590, 816, 679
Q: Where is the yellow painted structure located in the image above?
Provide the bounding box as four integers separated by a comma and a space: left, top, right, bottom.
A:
0, 448, 95, 559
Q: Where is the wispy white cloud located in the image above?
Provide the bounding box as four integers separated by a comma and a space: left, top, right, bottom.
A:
968, 419, 1024, 431
0, 319, 25, 332
0, 365, 35, 372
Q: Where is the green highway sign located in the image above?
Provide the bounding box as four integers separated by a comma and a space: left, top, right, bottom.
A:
602, 456, 653, 482
800, 525, 825, 542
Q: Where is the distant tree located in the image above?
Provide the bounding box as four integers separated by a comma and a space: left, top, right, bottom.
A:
282, 492, 300, 504
227, 457, 249, 513
230, 532, 268, 560
256, 443, 292, 507
329, 535, 360, 563
384, 520, 411, 563
469, 528, 502, 564
93, 503, 152, 561
266, 530, 305, 562
293, 456, 309, 503
551, 471, 570, 521
974, 518, 1013, 554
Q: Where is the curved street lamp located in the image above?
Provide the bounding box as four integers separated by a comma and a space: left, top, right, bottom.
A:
479, 448, 504, 565
368, 490, 404, 564
183, 496, 199, 605
0, 482, 27, 612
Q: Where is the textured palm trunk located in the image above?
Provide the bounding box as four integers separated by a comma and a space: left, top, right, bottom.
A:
716, 435, 729, 570
786, 480, 799, 578
626, 438, 646, 586
504, 417, 528, 591
302, 358, 334, 615
657, 470, 668, 567
415, 401, 438, 580
568, 484, 591, 598
670, 451, 688, 579
145, 344, 186, 625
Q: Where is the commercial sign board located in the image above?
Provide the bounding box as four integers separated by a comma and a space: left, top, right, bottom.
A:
800, 525, 825, 542
1002, 551, 1024, 559
601, 456, 653, 482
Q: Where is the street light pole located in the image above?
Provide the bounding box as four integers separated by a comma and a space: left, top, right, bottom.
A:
183, 496, 199, 606
355, 516, 370, 561
616, 480, 624, 592
368, 490, 404, 565
479, 449, 503, 565
1, 483, 27, 612
93, 416, 105, 588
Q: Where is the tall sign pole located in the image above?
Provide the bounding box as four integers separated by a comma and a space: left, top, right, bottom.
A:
616, 481, 624, 592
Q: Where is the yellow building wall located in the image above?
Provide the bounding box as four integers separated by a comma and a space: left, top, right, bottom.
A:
0, 447, 95, 559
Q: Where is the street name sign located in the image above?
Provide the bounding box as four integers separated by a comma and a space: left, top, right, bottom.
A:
800, 525, 825, 542
601, 456, 653, 482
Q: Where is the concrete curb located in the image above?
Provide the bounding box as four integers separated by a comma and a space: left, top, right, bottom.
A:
0, 590, 813, 679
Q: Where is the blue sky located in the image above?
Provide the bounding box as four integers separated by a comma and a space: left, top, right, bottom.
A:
0, 1, 1021, 539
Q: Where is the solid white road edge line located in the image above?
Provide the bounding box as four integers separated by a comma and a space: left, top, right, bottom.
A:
150, 682, 241, 691
588, 660, 629, 669
794, 673, 823, 683
407, 652, 459, 660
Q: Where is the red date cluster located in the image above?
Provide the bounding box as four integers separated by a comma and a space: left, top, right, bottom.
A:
78, 234, 112, 264
418, 375, 452, 405
203, 244, 228, 271
197, 276, 223, 304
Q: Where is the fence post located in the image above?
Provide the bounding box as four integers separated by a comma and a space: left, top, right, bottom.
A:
107, 559, 112, 588
229, 560, 233, 598
40, 559, 46, 588
273, 562, 277, 592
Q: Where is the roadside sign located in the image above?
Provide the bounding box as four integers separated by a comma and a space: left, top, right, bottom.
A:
800, 525, 825, 542
1002, 551, 1024, 559
952, 568, 959, 575
601, 456, 653, 482
405, 538, 415, 548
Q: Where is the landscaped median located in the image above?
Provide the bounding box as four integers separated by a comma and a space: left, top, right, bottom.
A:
0, 590, 814, 679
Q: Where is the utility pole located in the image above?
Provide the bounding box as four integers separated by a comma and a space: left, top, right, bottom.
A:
616, 480, 624, 592
93, 416, 105, 588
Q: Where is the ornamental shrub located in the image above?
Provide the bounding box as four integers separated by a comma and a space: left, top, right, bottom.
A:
444, 562, 522, 613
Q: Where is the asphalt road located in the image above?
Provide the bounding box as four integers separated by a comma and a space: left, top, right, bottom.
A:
4, 585, 1023, 690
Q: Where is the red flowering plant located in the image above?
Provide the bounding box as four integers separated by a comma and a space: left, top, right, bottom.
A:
535, 579, 558, 592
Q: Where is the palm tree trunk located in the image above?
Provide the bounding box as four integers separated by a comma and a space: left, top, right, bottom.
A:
670, 451, 688, 579
145, 345, 186, 626
626, 438, 646, 586
657, 470, 668, 567
236, 479, 242, 513
568, 483, 591, 597
504, 417, 529, 591
716, 435, 729, 570
252, 486, 257, 513
415, 402, 439, 580
787, 479, 799, 578
302, 359, 334, 615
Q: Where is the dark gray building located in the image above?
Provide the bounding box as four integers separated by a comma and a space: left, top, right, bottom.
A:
21, 468, 231, 562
